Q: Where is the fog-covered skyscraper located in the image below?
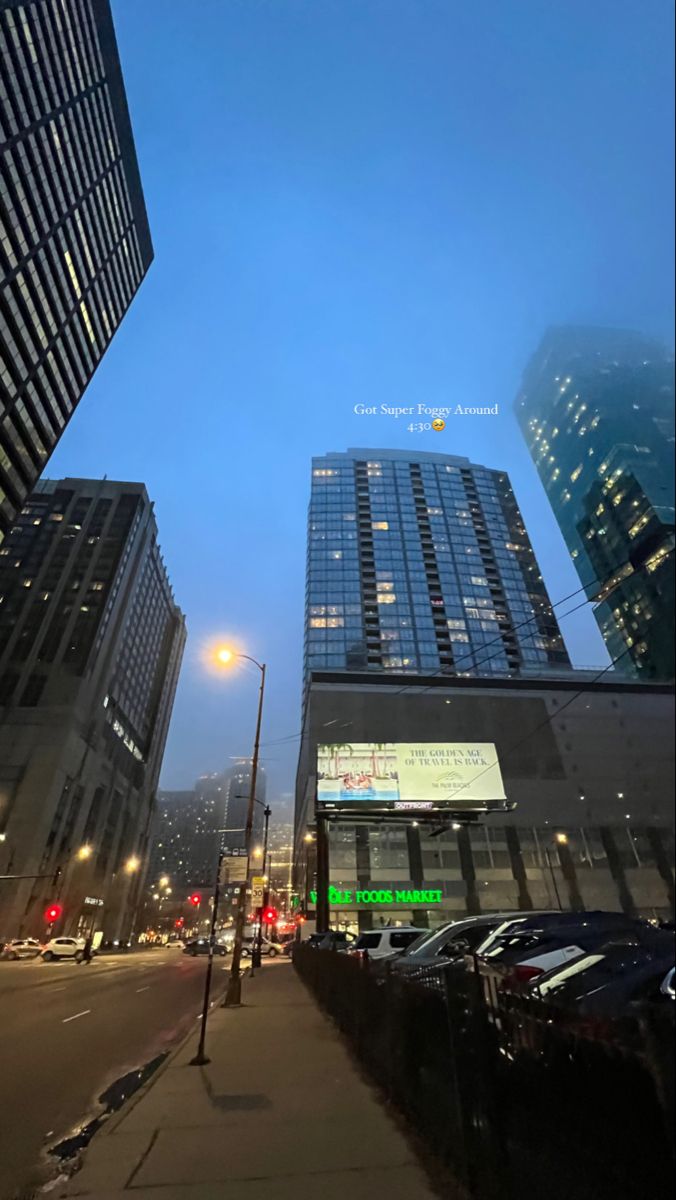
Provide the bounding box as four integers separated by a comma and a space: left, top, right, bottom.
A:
516, 327, 675, 680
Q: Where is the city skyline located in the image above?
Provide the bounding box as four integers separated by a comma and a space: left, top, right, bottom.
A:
34, 0, 675, 799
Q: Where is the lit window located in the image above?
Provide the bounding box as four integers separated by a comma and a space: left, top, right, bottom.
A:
371, 522, 389, 531
310, 618, 327, 628
377, 593, 396, 604
628, 514, 649, 539
570, 465, 583, 483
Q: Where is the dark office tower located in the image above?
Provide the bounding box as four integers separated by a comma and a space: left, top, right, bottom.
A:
305, 448, 570, 679
0, 478, 185, 939
0, 0, 153, 539
516, 327, 675, 681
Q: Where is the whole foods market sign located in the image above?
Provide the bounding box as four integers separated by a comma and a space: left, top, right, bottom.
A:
309, 886, 443, 909
317, 742, 505, 810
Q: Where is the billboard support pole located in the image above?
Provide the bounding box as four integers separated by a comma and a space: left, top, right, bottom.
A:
316, 812, 329, 931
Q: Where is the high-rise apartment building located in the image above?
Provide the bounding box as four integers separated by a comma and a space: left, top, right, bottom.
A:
305, 448, 570, 679
0, 0, 153, 539
149, 784, 222, 896
516, 327, 675, 681
0, 477, 185, 938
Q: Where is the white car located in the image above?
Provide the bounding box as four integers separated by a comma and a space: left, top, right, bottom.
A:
1, 937, 44, 960
42, 936, 91, 962
350, 927, 429, 960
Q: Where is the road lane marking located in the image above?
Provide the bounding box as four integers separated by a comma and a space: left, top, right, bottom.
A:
62, 1009, 91, 1023
136, 986, 150, 993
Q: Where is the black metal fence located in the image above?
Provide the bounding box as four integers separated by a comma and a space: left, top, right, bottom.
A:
294, 946, 674, 1200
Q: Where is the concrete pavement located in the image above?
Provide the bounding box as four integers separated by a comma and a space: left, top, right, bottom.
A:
0, 949, 218, 1199
57, 960, 444, 1200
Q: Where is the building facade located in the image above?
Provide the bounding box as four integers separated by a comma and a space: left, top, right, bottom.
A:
305, 448, 571, 680
220, 760, 266, 851
1, 0, 153, 538
516, 326, 675, 681
149, 784, 223, 896
0, 477, 185, 939
295, 671, 675, 930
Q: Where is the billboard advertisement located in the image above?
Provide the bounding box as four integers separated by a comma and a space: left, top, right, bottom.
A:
316, 742, 506, 810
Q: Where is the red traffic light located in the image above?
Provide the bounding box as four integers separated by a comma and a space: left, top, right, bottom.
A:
189, 893, 201, 907
175, 918, 184, 928
262, 907, 278, 925
44, 903, 62, 923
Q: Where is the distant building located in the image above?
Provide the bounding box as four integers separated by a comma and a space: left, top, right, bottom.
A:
149, 784, 222, 895
267, 821, 294, 914
221, 760, 266, 850
516, 327, 675, 680
295, 670, 674, 929
305, 448, 571, 680
0, 478, 185, 939
0, 0, 154, 539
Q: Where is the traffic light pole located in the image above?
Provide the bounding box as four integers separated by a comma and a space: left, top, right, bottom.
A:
252, 804, 271, 971
224, 661, 266, 1008
190, 846, 225, 1066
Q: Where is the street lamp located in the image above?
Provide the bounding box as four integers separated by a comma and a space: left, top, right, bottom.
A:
159, 875, 170, 888
76, 845, 93, 862
125, 856, 140, 874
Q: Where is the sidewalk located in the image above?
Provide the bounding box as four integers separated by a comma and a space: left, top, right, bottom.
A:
58, 961, 442, 1200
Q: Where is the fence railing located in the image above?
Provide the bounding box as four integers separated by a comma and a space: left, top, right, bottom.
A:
293, 946, 675, 1200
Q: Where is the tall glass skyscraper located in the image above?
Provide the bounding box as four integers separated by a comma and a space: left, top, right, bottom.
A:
516, 327, 675, 681
0, 0, 153, 539
305, 448, 570, 679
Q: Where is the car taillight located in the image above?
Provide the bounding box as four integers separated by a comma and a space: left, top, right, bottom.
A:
512, 964, 545, 984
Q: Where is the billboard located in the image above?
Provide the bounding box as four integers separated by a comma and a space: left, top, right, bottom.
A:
316, 742, 506, 810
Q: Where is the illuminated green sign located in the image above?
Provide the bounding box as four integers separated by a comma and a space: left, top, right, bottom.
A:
308, 887, 443, 908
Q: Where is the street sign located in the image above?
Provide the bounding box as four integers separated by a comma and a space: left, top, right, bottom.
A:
251, 876, 265, 906
219, 855, 249, 886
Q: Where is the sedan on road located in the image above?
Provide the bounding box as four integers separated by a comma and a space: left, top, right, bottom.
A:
182, 939, 228, 957
1, 938, 43, 960
240, 935, 284, 957
42, 937, 91, 962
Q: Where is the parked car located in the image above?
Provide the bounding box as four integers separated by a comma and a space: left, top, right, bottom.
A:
531, 931, 676, 1016
304, 931, 356, 952
384, 913, 548, 978
240, 935, 283, 957
472, 911, 660, 993
349, 927, 428, 960
182, 938, 228, 957
1, 937, 43, 960
42, 936, 92, 962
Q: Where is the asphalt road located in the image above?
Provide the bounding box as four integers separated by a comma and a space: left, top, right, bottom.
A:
0, 948, 229, 1199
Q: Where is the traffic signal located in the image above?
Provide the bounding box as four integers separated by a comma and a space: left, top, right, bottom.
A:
262, 906, 278, 925
189, 893, 201, 907
44, 903, 62, 923
175, 918, 184, 928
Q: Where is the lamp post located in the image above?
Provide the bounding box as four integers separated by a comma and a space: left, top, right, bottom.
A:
219, 652, 267, 1008
544, 834, 568, 911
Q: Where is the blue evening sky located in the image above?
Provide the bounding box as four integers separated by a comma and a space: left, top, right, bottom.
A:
48, 0, 675, 806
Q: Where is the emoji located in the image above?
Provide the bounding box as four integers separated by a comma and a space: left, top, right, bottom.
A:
432, 418, 446, 432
